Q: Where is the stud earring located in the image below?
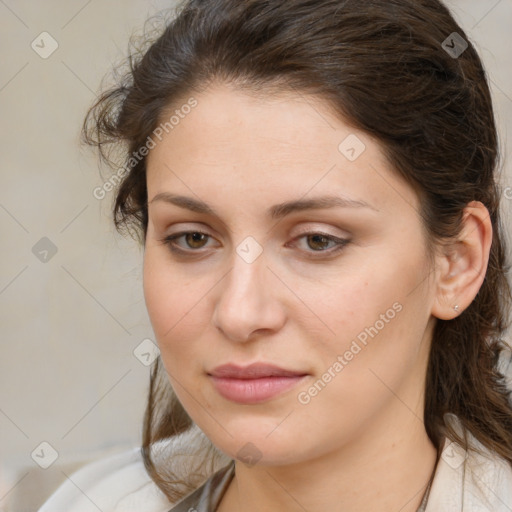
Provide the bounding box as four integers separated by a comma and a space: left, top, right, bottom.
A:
453, 304, 459, 312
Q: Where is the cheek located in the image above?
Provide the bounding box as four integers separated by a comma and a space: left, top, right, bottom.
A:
292, 279, 426, 436
143, 250, 201, 355
142, 251, 217, 421
304, 245, 430, 372
143, 252, 174, 335
142, 247, 227, 402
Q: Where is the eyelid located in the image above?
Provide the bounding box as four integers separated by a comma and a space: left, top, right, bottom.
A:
287, 232, 350, 256
157, 220, 348, 239
291, 223, 350, 239
158, 228, 350, 259
158, 229, 218, 251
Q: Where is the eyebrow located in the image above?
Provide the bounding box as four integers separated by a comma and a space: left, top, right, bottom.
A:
149, 193, 377, 220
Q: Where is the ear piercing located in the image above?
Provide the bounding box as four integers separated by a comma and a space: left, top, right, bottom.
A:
453, 305, 459, 312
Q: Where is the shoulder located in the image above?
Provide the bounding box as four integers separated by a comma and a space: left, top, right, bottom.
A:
426, 413, 512, 512
37, 424, 231, 512
36, 446, 173, 512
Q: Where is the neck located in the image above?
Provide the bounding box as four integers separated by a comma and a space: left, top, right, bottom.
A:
218, 403, 438, 512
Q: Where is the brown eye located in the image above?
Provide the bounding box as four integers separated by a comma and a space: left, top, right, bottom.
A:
159, 230, 349, 259
184, 232, 209, 249
306, 234, 332, 251
159, 231, 215, 254
289, 232, 350, 258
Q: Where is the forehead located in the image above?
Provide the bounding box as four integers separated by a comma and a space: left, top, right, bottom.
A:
145, 83, 418, 217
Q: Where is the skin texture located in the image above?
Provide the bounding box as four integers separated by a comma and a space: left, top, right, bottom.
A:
143, 82, 492, 512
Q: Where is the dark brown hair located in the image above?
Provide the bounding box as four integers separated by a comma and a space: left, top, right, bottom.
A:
82, 0, 512, 502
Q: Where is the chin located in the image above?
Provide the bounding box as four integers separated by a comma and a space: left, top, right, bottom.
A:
201, 419, 305, 466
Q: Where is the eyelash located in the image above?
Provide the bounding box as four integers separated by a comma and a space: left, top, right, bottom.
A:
158, 230, 350, 258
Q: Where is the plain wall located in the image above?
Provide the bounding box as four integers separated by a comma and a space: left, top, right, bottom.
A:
1, 0, 511, 510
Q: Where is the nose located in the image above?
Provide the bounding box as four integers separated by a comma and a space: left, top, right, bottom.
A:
212, 251, 286, 343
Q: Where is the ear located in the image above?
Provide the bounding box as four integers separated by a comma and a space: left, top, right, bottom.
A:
431, 201, 493, 320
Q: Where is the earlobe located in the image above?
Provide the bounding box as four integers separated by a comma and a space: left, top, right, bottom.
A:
431, 201, 493, 320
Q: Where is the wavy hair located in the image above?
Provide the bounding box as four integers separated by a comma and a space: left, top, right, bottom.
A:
82, 0, 512, 502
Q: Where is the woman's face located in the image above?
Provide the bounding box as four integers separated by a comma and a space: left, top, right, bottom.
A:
144, 82, 438, 466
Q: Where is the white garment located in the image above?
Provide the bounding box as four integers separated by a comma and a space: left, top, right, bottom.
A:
424, 414, 512, 511
37, 413, 512, 512
36, 446, 172, 512
38, 347, 512, 511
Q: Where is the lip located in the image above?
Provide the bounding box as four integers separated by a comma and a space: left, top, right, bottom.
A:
209, 363, 307, 379
208, 363, 309, 404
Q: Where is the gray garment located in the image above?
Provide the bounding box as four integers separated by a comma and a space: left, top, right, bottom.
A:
167, 460, 432, 512
168, 461, 235, 511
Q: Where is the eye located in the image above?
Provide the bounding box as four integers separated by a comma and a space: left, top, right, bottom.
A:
289, 232, 350, 257
158, 230, 350, 257
159, 231, 216, 254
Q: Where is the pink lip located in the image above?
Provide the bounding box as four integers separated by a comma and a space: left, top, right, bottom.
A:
208, 363, 308, 404
209, 363, 306, 379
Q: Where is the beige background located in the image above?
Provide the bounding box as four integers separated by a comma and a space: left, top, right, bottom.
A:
0, 1, 511, 511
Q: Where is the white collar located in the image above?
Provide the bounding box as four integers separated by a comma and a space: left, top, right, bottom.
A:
425, 413, 512, 511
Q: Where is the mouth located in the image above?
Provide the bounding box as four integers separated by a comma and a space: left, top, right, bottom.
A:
207, 363, 309, 404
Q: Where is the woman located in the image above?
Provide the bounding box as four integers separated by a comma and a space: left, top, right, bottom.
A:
38, 0, 512, 510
